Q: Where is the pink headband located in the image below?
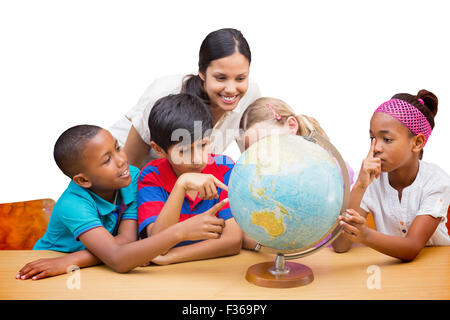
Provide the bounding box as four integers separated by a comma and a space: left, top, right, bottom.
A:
374, 99, 432, 145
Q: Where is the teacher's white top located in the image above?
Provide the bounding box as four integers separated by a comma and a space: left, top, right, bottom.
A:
361, 160, 450, 246
109, 74, 261, 158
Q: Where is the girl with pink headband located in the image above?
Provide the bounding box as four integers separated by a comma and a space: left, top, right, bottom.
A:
333, 89, 450, 261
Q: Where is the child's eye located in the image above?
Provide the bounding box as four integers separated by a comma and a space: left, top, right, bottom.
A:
180, 149, 190, 156
215, 76, 226, 81
383, 138, 392, 143
369, 136, 375, 141
103, 157, 111, 164
116, 145, 121, 152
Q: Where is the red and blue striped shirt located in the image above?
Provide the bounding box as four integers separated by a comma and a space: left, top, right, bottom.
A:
137, 154, 234, 244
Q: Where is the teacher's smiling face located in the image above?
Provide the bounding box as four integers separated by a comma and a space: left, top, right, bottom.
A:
199, 51, 250, 113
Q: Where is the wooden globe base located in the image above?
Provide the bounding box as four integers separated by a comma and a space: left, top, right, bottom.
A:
245, 261, 314, 288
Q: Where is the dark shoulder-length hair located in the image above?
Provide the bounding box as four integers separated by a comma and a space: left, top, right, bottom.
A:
182, 28, 252, 104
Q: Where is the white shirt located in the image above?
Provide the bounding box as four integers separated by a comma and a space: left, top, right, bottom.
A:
361, 161, 450, 246
109, 74, 261, 159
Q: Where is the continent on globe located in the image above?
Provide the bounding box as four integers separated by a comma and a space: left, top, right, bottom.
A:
251, 210, 285, 238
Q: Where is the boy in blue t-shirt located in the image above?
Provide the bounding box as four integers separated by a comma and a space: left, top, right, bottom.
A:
17, 125, 227, 280
137, 93, 242, 265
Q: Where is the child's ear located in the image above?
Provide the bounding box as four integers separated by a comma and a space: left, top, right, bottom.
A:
285, 116, 299, 135
150, 141, 168, 159
411, 134, 425, 153
73, 173, 92, 189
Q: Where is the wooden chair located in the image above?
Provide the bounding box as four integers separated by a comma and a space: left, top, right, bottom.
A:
366, 211, 376, 230
0, 199, 55, 250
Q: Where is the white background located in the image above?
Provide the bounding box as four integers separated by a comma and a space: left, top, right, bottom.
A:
1, 0, 449, 203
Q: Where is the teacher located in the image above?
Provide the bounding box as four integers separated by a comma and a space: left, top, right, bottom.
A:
110, 28, 261, 168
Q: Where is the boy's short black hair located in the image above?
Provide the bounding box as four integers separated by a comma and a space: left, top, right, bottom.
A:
54, 124, 103, 178
148, 93, 214, 152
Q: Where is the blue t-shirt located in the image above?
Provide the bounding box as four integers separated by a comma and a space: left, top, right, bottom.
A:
33, 165, 140, 252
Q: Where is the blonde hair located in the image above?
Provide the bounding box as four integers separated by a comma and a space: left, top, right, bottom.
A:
240, 97, 329, 139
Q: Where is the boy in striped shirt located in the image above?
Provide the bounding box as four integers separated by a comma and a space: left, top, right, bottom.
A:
138, 93, 242, 265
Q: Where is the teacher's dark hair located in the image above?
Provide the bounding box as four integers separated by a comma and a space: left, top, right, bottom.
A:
182, 28, 252, 103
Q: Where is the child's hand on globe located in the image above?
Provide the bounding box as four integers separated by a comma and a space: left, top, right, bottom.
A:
338, 209, 369, 243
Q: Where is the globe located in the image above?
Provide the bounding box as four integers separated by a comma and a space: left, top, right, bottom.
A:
228, 133, 349, 287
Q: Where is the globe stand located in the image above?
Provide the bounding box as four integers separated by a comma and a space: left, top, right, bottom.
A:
245, 254, 314, 288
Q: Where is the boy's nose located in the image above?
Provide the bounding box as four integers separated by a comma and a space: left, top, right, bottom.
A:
116, 152, 127, 167
191, 148, 204, 165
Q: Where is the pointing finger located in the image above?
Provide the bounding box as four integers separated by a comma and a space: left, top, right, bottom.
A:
207, 198, 229, 215
213, 176, 228, 192
367, 138, 376, 159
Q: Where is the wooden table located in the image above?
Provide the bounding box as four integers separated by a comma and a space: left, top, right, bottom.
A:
1, 247, 449, 300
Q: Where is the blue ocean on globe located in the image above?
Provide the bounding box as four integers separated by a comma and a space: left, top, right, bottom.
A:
228, 134, 343, 251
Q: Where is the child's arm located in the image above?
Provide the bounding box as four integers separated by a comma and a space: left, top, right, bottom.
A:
332, 183, 370, 252
16, 220, 138, 280
151, 217, 242, 265
242, 234, 259, 251
76, 199, 227, 273
340, 209, 441, 261
332, 139, 380, 253
147, 173, 228, 237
